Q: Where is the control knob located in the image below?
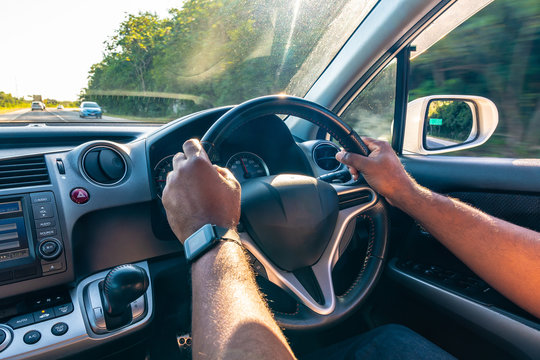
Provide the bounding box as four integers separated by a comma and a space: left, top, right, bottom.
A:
37, 238, 63, 260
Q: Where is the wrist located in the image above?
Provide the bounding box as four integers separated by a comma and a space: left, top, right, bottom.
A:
386, 175, 421, 210
191, 240, 252, 283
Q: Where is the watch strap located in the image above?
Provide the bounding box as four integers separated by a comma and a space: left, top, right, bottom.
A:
184, 224, 241, 263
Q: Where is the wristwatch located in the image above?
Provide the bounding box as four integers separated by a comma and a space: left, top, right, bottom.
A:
184, 224, 241, 262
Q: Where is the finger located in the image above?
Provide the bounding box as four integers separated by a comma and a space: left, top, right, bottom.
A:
182, 139, 210, 162
348, 165, 359, 180
172, 152, 186, 170
336, 150, 369, 171
214, 165, 238, 183
165, 170, 176, 189
360, 136, 382, 152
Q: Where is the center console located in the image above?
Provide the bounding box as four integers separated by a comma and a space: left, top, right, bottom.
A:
0, 262, 153, 359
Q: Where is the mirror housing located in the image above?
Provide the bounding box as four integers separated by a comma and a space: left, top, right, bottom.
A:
403, 95, 498, 154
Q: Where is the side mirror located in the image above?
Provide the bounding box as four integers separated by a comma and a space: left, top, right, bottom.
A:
403, 95, 498, 155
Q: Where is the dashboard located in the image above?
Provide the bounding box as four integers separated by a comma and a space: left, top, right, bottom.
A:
0, 106, 345, 359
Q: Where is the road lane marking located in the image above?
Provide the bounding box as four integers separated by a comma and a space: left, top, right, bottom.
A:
14, 109, 31, 121
46, 109, 68, 122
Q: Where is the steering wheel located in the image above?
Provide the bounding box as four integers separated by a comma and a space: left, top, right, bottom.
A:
201, 95, 388, 330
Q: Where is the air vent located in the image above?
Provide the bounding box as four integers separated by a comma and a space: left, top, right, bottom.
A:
0, 156, 50, 190
313, 143, 341, 171
82, 146, 127, 185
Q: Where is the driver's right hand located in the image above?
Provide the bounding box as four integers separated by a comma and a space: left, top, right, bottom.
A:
336, 137, 416, 206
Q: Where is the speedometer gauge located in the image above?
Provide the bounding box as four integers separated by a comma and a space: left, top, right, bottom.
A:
153, 155, 174, 198
226, 152, 269, 183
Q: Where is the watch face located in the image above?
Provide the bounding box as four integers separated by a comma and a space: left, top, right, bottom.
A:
184, 224, 216, 261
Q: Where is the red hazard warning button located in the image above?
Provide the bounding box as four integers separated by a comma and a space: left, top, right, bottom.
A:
70, 188, 89, 204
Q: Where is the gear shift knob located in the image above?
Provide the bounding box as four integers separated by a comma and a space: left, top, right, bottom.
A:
102, 264, 149, 316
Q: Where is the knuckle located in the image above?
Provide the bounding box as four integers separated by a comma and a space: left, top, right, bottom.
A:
184, 138, 198, 146
190, 156, 207, 167
184, 138, 201, 150
172, 152, 184, 164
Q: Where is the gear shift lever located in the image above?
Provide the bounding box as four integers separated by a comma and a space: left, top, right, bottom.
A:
101, 264, 149, 317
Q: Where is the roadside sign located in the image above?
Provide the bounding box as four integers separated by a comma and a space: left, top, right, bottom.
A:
429, 118, 443, 125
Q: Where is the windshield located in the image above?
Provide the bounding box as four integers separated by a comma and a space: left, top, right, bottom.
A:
82, 103, 100, 108
0, 0, 375, 125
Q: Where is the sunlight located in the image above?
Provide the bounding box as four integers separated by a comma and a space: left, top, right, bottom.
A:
277, 0, 302, 79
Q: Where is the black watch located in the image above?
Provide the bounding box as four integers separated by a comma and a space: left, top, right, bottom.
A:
184, 224, 241, 262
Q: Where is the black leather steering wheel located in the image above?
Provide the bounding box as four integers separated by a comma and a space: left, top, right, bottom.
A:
201, 95, 388, 330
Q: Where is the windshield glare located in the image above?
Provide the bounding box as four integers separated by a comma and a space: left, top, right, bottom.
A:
0, 0, 374, 125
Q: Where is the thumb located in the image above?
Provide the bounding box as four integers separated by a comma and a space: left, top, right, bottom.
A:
336, 150, 369, 171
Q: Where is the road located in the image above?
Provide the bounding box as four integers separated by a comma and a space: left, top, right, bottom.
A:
426, 136, 459, 149
0, 108, 134, 124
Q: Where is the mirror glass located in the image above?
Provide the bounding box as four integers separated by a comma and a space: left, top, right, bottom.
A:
424, 100, 475, 150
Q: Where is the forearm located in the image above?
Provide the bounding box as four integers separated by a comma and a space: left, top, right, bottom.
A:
394, 182, 540, 318
191, 241, 296, 360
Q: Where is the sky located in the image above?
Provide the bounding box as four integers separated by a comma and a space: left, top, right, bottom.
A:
0, 0, 183, 101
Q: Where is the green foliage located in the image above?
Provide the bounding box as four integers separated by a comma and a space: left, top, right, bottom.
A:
426, 100, 473, 142
83, 0, 350, 119
0, 92, 29, 109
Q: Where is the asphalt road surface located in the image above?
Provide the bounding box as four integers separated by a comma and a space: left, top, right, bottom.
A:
426, 136, 459, 149
0, 108, 134, 124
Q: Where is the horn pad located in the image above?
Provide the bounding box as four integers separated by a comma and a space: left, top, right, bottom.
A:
241, 175, 339, 271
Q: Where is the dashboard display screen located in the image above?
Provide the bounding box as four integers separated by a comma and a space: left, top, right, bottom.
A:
0, 200, 30, 262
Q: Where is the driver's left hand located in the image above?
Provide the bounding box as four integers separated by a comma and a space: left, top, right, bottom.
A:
162, 139, 241, 243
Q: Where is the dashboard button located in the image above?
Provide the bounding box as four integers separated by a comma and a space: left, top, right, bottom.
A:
30, 192, 52, 204
70, 188, 89, 204
56, 159, 66, 174
7, 313, 35, 329
42, 262, 63, 273
54, 303, 74, 317
38, 228, 57, 238
0, 329, 6, 344
33, 308, 55, 323
32, 203, 54, 219
35, 219, 55, 229
40, 241, 59, 256
51, 322, 68, 336
23, 330, 41, 345
54, 295, 67, 304
38, 239, 63, 261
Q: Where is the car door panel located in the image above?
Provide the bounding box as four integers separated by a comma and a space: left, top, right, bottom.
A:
384, 155, 540, 359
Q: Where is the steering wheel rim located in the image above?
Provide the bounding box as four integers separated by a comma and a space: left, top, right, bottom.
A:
201, 95, 388, 330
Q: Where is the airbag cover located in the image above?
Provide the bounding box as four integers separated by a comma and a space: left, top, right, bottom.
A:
241, 175, 338, 271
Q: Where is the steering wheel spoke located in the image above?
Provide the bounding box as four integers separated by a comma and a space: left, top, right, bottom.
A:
239, 231, 336, 315
238, 186, 378, 315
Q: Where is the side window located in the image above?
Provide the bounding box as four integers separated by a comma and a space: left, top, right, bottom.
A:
339, 60, 397, 142
409, 0, 540, 158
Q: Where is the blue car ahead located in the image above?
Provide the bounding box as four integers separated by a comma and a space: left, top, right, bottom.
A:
79, 101, 103, 119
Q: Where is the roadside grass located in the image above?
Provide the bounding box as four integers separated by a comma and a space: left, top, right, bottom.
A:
0, 107, 29, 114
